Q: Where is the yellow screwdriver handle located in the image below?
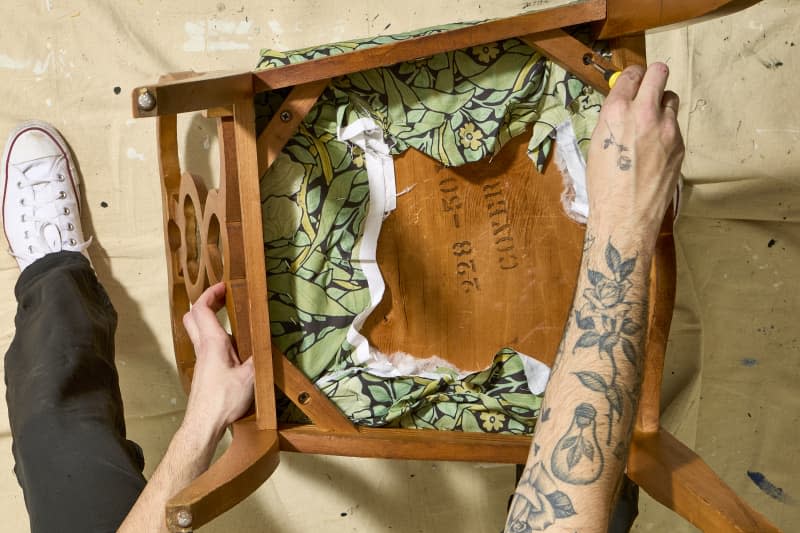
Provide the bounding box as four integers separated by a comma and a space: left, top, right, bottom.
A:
608, 71, 622, 89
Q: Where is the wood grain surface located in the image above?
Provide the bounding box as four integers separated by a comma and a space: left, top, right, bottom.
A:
364, 130, 585, 371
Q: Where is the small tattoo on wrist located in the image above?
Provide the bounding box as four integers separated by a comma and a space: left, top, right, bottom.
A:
602, 122, 632, 171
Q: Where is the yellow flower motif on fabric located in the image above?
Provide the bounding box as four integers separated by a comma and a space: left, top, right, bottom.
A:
480, 412, 506, 432
458, 122, 484, 150
454, 383, 476, 394
351, 146, 365, 168
471, 43, 500, 63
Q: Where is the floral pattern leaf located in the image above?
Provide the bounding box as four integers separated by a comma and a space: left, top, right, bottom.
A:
368, 385, 391, 403
618, 258, 636, 280
606, 241, 622, 273
606, 385, 623, 419
575, 331, 601, 349
621, 337, 638, 365
599, 333, 619, 354
269, 273, 354, 318
575, 310, 595, 330
581, 438, 595, 461
262, 197, 303, 241
560, 436, 578, 450
621, 318, 641, 336
546, 491, 577, 519
567, 443, 583, 469
574, 371, 608, 393
294, 328, 350, 380
588, 269, 604, 286
460, 409, 482, 432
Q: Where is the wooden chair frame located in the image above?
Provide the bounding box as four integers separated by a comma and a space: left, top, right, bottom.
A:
132, 1, 779, 531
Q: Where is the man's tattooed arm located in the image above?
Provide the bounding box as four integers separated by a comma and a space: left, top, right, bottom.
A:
504, 232, 650, 533
505, 59, 685, 532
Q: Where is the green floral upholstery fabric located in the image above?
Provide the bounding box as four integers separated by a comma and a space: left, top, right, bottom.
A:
256, 30, 603, 434
318, 350, 540, 433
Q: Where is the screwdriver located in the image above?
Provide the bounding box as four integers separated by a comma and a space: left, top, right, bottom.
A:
582, 53, 621, 89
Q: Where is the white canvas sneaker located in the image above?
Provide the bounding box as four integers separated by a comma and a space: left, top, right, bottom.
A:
1, 121, 91, 271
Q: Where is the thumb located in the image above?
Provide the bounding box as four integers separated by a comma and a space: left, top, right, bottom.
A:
238, 357, 255, 380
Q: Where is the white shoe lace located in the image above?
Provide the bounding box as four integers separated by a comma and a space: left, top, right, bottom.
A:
10, 155, 92, 259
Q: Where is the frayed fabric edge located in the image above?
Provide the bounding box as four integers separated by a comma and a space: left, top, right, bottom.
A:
317, 347, 551, 395
334, 116, 554, 395
552, 119, 589, 224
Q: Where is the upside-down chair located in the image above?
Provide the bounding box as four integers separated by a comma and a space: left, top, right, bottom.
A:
132, 1, 779, 531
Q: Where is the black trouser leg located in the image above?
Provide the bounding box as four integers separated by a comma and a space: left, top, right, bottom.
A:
4, 251, 146, 533
609, 475, 639, 532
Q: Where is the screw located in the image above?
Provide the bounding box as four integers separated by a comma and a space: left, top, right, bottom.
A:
176, 509, 193, 528
280, 110, 292, 122
298, 392, 311, 404
137, 88, 156, 112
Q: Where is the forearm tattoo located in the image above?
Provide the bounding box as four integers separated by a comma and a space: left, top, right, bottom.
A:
505, 237, 646, 531
505, 462, 577, 532
571, 240, 642, 448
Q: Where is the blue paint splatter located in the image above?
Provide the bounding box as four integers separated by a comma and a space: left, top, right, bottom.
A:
747, 471, 786, 502
741, 358, 759, 367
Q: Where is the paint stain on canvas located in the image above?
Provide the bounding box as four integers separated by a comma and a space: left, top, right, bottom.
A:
747, 470, 786, 502
183, 18, 259, 52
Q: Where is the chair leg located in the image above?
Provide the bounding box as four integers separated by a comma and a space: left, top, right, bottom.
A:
165, 416, 280, 532
628, 429, 781, 533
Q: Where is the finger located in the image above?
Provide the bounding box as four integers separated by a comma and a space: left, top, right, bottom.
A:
225, 337, 243, 365
605, 65, 645, 103
239, 357, 255, 378
194, 282, 227, 313
239, 359, 256, 393
190, 282, 228, 336
226, 333, 240, 360
662, 90, 680, 117
635, 62, 669, 109
182, 311, 200, 345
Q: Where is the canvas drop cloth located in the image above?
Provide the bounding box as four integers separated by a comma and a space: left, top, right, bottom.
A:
0, 1, 796, 531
